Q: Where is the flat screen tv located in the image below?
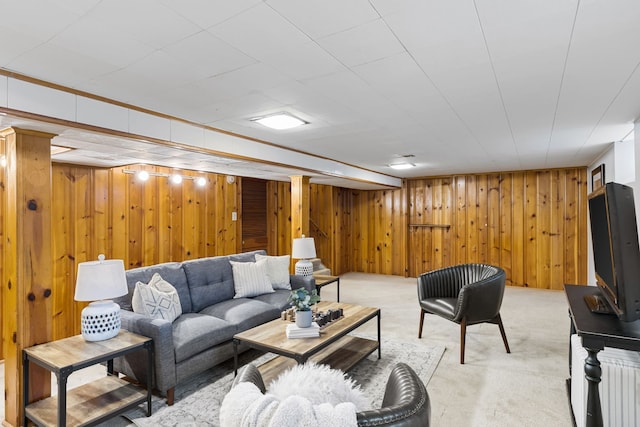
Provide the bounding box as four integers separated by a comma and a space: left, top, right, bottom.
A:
588, 182, 640, 322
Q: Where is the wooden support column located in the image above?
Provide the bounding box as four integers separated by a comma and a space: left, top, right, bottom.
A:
290, 175, 310, 239
1, 127, 54, 427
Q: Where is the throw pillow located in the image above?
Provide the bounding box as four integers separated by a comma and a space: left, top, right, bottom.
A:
132, 273, 182, 322
230, 258, 275, 298
267, 362, 370, 411
255, 254, 291, 290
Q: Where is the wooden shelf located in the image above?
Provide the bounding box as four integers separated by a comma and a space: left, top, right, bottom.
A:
25, 376, 147, 427
258, 335, 378, 385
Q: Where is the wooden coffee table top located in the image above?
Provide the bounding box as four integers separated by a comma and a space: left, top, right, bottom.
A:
233, 301, 379, 359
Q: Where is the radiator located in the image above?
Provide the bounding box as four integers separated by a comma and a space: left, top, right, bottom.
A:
570, 334, 640, 427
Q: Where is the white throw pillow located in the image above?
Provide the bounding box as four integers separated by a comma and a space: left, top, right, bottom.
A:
132, 273, 182, 322
255, 254, 291, 290
268, 362, 370, 411
230, 258, 275, 298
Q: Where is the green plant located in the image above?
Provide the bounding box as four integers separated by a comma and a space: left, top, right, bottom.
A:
289, 288, 320, 311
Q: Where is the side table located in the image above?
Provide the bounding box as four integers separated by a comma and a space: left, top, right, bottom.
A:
23, 329, 153, 427
313, 274, 340, 301
564, 284, 640, 427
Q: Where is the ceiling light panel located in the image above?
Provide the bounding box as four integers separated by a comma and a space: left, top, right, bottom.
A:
252, 112, 308, 130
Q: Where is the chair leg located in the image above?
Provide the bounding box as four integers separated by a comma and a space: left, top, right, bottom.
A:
460, 318, 467, 364
418, 309, 426, 338
496, 313, 511, 354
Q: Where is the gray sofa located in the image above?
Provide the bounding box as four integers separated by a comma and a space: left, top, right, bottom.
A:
112, 250, 314, 405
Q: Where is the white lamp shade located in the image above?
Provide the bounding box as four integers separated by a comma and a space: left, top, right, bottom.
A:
292, 236, 316, 259
74, 255, 128, 301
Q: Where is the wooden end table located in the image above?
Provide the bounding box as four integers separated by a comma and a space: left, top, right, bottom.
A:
23, 329, 153, 427
313, 274, 340, 301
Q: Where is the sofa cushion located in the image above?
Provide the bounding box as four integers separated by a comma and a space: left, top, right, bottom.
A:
200, 299, 281, 332
229, 249, 267, 263
183, 257, 235, 312
252, 290, 292, 311
172, 313, 236, 363
230, 259, 275, 298
119, 262, 191, 313
255, 254, 291, 290
132, 273, 182, 322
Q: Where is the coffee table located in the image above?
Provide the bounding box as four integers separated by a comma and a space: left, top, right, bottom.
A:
233, 301, 380, 384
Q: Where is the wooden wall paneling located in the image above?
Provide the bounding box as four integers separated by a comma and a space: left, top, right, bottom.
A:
93, 169, 111, 261
565, 169, 587, 285
466, 175, 479, 262
511, 173, 525, 287
158, 168, 174, 260
524, 171, 538, 287
0, 137, 4, 360
390, 184, 407, 276
51, 166, 74, 341
550, 170, 565, 290
128, 170, 144, 269
142, 167, 159, 265
536, 170, 552, 289
476, 175, 489, 262
454, 177, 467, 263
110, 167, 128, 262
487, 174, 501, 266
182, 176, 198, 259
499, 174, 514, 285
169, 175, 184, 262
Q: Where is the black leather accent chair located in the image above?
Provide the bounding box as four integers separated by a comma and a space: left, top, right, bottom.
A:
417, 263, 511, 364
233, 363, 431, 427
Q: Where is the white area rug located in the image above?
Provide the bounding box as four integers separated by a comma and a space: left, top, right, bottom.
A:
124, 337, 445, 427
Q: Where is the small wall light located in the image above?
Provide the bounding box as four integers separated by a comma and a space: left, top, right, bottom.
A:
136, 170, 150, 181
195, 176, 207, 187
170, 174, 183, 184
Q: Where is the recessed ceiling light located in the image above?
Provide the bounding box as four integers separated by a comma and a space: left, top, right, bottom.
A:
389, 163, 415, 170
251, 112, 308, 130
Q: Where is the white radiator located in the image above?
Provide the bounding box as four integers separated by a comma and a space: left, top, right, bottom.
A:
570, 334, 640, 427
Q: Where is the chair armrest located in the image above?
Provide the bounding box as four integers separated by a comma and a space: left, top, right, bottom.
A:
290, 274, 315, 293
357, 363, 430, 427
116, 309, 177, 394
232, 364, 266, 393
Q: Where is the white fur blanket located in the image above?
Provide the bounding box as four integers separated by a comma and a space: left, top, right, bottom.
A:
219, 382, 359, 427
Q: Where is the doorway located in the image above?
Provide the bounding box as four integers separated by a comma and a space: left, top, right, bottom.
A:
241, 178, 268, 252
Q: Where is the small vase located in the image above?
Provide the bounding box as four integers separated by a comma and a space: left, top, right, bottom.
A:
295, 310, 313, 328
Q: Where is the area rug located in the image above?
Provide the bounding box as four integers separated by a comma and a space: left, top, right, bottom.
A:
124, 337, 445, 427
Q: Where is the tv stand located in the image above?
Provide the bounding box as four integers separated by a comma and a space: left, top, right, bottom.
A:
583, 294, 614, 314
565, 285, 640, 427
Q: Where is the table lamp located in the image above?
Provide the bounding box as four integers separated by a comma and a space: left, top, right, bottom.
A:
292, 235, 316, 276
74, 254, 128, 341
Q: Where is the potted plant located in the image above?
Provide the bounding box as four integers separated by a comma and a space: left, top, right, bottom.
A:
289, 288, 320, 328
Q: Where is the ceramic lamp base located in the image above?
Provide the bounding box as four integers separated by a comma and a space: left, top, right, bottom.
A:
80, 300, 121, 341
295, 259, 313, 276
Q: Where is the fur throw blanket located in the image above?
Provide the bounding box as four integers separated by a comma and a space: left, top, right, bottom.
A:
220, 363, 368, 427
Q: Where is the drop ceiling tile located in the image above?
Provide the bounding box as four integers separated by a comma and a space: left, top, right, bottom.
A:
268, 0, 379, 39
318, 19, 405, 67
159, 0, 263, 29
210, 3, 310, 60
86, 0, 201, 49
262, 41, 346, 81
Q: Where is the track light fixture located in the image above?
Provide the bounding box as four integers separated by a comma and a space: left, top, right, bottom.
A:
123, 169, 207, 187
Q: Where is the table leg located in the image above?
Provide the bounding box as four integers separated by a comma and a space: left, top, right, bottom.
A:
336, 277, 340, 302
584, 347, 603, 427
233, 339, 239, 376
22, 352, 29, 427
146, 341, 153, 416
58, 368, 70, 427
377, 310, 381, 359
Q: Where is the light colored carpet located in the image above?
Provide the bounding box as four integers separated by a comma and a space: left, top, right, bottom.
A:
125, 338, 444, 426
2, 272, 574, 426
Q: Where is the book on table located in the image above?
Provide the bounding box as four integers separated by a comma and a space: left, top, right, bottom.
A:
286, 322, 320, 338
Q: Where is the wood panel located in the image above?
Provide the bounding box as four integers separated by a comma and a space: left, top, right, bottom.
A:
241, 178, 268, 252
45, 165, 239, 342
404, 169, 587, 289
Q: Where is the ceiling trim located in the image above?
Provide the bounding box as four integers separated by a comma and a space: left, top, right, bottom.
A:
0, 69, 401, 188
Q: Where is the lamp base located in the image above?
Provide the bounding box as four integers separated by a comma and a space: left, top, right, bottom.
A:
295, 259, 314, 276
80, 300, 121, 342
